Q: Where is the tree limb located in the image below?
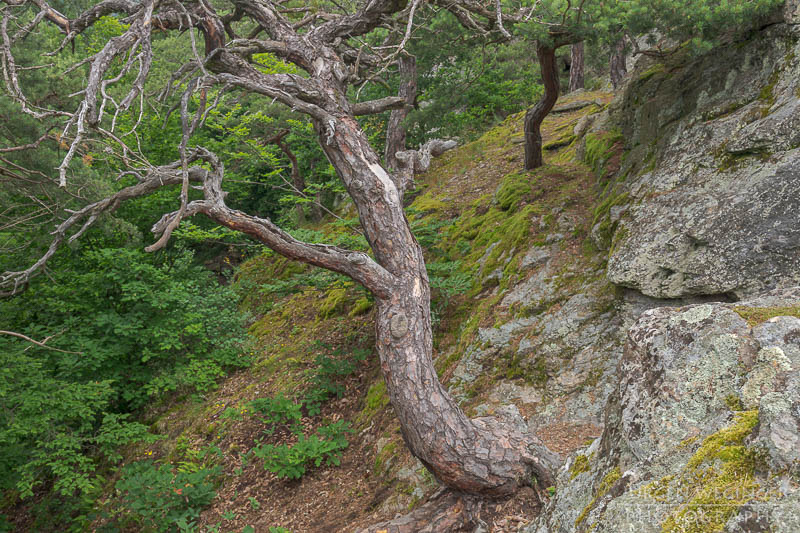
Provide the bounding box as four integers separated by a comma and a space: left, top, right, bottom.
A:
0, 329, 82, 354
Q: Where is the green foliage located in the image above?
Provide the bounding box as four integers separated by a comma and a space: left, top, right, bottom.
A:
517, 0, 783, 53
0, 247, 247, 501
408, 16, 543, 143
250, 421, 352, 480
304, 342, 369, 415
248, 394, 303, 436
114, 461, 221, 532
3, 248, 249, 409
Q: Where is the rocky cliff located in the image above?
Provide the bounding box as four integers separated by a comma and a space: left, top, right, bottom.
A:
522, 5, 800, 532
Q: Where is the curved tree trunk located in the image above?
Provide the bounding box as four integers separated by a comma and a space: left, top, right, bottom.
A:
16, 0, 560, 499
569, 42, 584, 92
610, 38, 628, 89
524, 44, 560, 170
316, 115, 559, 495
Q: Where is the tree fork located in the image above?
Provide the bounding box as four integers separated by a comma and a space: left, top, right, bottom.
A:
524, 44, 560, 170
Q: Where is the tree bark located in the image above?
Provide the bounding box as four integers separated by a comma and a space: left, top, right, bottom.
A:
568, 42, 584, 92
315, 116, 559, 496
358, 491, 481, 533
610, 38, 628, 89
524, 44, 560, 170
385, 54, 417, 176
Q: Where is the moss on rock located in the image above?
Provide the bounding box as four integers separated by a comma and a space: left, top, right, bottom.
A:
733, 305, 800, 326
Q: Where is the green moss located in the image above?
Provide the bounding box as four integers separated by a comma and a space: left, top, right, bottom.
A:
661, 411, 760, 533
717, 147, 771, 172
570, 454, 591, 480
588, 189, 629, 251
575, 466, 622, 526
733, 306, 800, 327
318, 287, 348, 319
725, 394, 744, 411
373, 439, 399, 475
348, 296, 373, 317
410, 193, 446, 214
495, 172, 533, 211
758, 69, 780, 117
543, 132, 577, 151
358, 380, 389, 426
637, 64, 666, 83
583, 130, 623, 178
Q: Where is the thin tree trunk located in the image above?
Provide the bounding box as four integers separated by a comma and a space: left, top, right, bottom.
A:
610, 38, 628, 89
266, 130, 306, 222
385, 54, 417, 177
524, 44, 560, 170
316, 116, 559, 495
569, 42, 584, 92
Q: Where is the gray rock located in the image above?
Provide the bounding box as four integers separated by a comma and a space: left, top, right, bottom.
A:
520, 246, 552, 270
528, 289, 800, 533
603, 26, 800, 299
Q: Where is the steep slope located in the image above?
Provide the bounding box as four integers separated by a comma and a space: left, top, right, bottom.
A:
105, 7, 800, 531
116, 89, 617, 533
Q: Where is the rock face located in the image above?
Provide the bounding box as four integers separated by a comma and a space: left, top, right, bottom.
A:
601, 19, 800, 299
516, 9, 800, 533
528, 289, 800, 533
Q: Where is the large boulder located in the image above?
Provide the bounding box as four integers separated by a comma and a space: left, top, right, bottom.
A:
601, 24, 800, 299
528, 288, 800, 533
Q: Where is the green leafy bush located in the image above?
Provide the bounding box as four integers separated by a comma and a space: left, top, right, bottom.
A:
0, 247, 248, 501
304, 343, 368, 415
114, 461, 221, 532
248, 394, 303, 435
250, 422, 352, 480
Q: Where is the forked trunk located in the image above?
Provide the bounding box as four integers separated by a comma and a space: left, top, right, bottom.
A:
569, 42, 585, 92
317, 116, 558, 495
524, 45, 560, 170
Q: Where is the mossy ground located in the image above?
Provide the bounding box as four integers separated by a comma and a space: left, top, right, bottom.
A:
659, 411, 763, 533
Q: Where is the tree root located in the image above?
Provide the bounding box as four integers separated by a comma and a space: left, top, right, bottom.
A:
356, 490, 486, 533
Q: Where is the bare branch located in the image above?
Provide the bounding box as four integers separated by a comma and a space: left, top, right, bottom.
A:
351, 95, 405, 115
0, 329, 83, 354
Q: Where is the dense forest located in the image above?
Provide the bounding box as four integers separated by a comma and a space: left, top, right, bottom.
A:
1, 0, 798, 532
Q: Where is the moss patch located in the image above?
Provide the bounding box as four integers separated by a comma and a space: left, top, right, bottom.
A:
495, 172, 533, 211
575, 466, 622, 526
349, 296, 373, 317
358, 380, 390, 425
318, 287, 348, 319
660, 411, 761, 533
569, 453, 592, 480
584, 130, 624, 178
733, 306, 800, 327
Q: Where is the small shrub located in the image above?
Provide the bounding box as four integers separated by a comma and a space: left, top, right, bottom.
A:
115, 461, 220, 532
248, 394, 303, 435
250, 422, 352, 479
303, 343, 368, 414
